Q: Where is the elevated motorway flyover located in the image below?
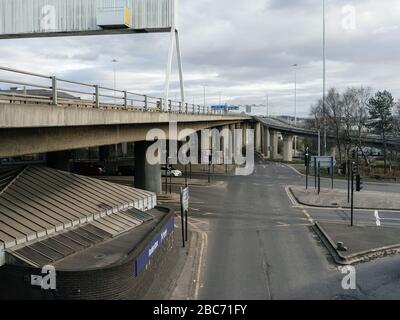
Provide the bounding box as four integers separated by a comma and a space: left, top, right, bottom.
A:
0, 67, 250, 158
254, 116, 400, 162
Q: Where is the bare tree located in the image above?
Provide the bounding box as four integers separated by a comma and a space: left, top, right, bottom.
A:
354, 87, 371, 163
325, 88, 344, 162
342, 87, 358, 160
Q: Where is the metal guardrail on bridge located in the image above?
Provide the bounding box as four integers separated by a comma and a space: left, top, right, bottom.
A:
0, 66, 225, 115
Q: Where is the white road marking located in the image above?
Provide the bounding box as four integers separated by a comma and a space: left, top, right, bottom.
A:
302, 209, 314, 224
375, 210, 381, 226
380, 218, 400, 222
187, 218, 208, 300
284, 186, 297, 206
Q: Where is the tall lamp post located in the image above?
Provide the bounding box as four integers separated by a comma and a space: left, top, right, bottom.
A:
293, 64, 298, 157
203, 85, 207, 112
322, 0, 327, 155
112, 59, 118, 105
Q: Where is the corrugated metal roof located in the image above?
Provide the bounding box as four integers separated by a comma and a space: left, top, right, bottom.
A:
0, 0, 175, 37
0, 165, 156, 251
11, 207, 154, 267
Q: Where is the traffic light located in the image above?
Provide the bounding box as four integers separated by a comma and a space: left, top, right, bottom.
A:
351, 149, 356, 159
304, 153, 309, 167
339, 162, 347, 175
352, 162, 357, 175
356, 174, 363, 192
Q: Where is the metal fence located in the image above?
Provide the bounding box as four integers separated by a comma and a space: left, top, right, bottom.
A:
0, 66, 224, 115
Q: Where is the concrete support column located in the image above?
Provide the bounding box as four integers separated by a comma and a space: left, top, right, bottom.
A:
242, 122, 248, 149
263, 126, 271, 159
270, 130, 279, 160
121, 143, 128, 156
197, 131, 202, 164
221, 125, 230, 153
46, 150, 73, 172
283, 134, 294, 162
255, 122, 262, 153
134, 141, 162, 195
229, 124, 236, 154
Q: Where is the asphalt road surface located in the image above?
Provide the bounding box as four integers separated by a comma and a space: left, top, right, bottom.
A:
180, 157, 400, 300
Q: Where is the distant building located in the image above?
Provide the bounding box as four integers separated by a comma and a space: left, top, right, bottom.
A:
0, 87, 79, 100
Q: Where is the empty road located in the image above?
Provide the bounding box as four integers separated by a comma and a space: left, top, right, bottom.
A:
183, 157, 400, 300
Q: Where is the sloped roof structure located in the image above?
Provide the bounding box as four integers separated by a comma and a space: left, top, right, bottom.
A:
0, 166, 156, 252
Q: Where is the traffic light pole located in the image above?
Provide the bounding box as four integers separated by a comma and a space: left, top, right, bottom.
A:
314, 157, 317, 189
318, 161, 321, 195
185, 164, 188, 186
331, 157, 334, 189
305, 147, 309, 190
347, 159, 351, 203
208, 154, 211, 184
351, 161, 355, 227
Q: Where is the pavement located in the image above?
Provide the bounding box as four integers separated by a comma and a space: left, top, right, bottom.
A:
290, 185, 400, 210
143, 227, 193, 300
315, 222, 400, 265
166, 157, 400, 299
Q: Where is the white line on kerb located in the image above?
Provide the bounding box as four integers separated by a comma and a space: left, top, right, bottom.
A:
375, 210, 381, 226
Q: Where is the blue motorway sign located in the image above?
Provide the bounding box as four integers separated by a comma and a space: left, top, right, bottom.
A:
135, 216, 174, 276
210, 105, 240, 110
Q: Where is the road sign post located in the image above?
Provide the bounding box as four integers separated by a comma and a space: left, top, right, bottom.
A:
185, 164, 188, 186
208, 154, 212, 184
318, 161, 321, 195
347, 159, 351, 203
180, 186, 190, 247
331, 156, 334, 189
305, 147, 309, 190
351, 161, 356, 227
310, 156, 335, 192
169, 168, 172, 194
314, 157, 317, 189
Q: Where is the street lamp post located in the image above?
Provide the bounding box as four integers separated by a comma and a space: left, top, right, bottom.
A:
322, 0, 327, 155
293, 64, 298, 157
265, 94, 269, 117
203, 85, 207, 112
112, 59, 118, 105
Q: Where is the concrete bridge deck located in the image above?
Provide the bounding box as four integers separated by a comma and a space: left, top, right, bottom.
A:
255, 116, 400, 148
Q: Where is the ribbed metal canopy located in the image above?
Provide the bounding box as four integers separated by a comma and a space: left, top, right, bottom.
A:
0, 165, 156, 251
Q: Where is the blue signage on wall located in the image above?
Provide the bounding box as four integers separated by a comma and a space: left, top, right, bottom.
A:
135, 216, 174, 276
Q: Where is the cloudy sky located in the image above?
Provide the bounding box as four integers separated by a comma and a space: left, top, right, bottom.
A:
0, 0, 399, 117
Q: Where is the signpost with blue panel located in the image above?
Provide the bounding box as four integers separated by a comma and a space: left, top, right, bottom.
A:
310, 156, 335, 190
